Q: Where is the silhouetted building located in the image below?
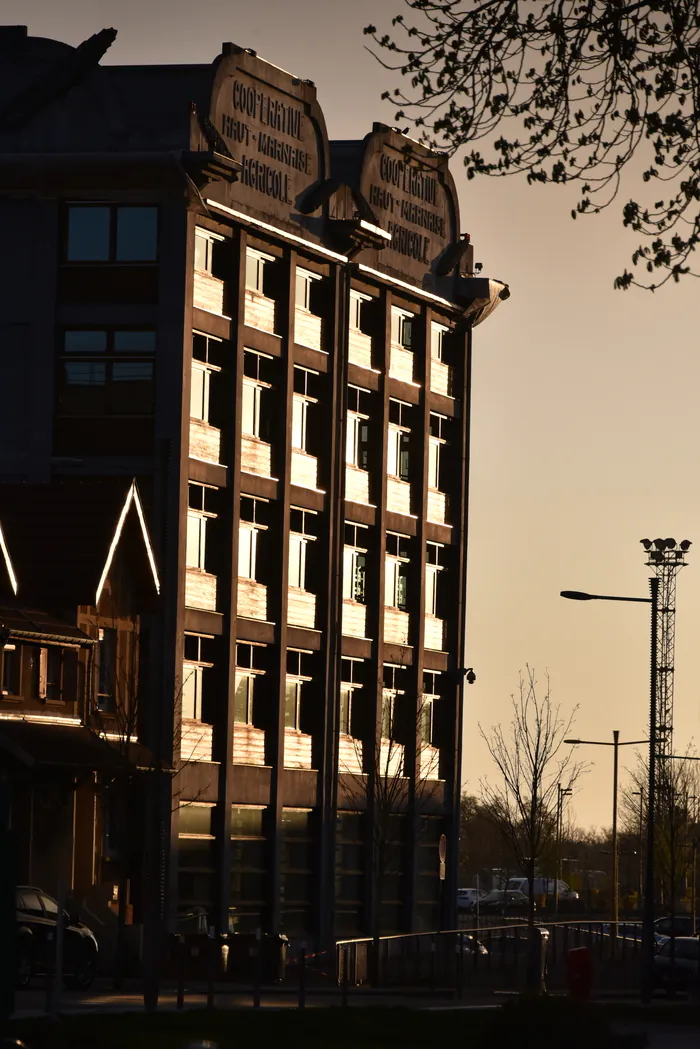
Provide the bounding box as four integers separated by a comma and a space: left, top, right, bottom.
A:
0, 26, 508, 947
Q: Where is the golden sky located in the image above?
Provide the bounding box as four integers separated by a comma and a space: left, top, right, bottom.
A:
13, 0, 700, 829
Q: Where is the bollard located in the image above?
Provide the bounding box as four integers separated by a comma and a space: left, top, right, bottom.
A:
298, 942, 306, 1009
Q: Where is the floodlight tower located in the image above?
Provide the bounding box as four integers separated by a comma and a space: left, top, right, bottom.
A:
640, 538, 691, 764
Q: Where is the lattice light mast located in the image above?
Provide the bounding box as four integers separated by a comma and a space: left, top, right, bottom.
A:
640, 538, 691, 763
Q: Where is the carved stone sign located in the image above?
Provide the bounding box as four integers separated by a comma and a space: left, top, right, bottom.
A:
206, 45, 329, 238
358, 127, 460, 287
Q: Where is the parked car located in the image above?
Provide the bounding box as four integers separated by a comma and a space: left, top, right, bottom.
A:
654, 915, 699, 943
16, 886, 98, 989
653, 936, 699, 993
506, 877, 579, 902
457, 888, 489, 911
480, 889, 534, 916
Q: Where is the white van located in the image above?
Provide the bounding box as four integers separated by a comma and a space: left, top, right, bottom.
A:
506, 877, 578, 900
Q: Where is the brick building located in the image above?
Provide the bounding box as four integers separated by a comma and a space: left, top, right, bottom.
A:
0, 26, 508, 950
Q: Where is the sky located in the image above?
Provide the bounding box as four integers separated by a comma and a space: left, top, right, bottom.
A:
10, 0, 700, 829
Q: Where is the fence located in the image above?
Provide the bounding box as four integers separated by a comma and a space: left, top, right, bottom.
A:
336, 919, 645, 994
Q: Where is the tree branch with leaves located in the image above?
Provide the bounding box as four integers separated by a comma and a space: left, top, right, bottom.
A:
366, 1, 700, 289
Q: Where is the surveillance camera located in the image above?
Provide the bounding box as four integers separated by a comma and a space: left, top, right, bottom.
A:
465, 668, 476, 685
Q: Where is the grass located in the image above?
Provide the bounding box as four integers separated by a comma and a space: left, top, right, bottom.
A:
7, 998, 699, 1049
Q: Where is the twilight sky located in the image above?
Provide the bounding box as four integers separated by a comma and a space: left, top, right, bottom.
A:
11, 0, 700, 829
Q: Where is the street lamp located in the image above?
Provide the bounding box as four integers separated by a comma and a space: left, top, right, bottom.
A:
561, 579, 659, 1003
555, 785, 572, 915
565, 733, 649, 948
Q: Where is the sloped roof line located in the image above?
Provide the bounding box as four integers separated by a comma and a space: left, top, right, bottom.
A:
0, 523, 18, 595
95, 479, 161, 605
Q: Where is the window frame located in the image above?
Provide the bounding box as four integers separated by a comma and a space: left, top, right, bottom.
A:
65, 204, 159, 263
58, 328, 156, 419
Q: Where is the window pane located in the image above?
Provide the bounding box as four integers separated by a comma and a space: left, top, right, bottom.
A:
67, 207, 110, 261
181, 663, 201, 719
285, 681, 299, 728
354, 552, 366, 603
195, 234, 209, 273
179, 804, 213, 836
64, 330, 108, 354
295, 273, 309, 309
339, 685, 352, 735
116, 206, 158, 261
291, 397, 306, 450
114, 331, 156, 354
238, 527, 256, 579
111, 362, 154, 414
428, 440, 440, 489
387, 429, 399, 476
186, 513, 205, 569
61, 362, 107, 414
425, 567, 437, 616
190, 366, 208, 420
385, 560, 396, 607
289, 535, 304, 589
396, 570, 408, 611
246, 253, 262, 291
1, 646, 20, 696
241, 382, 258, 437
234, 675, 253, 724
41, 896, 58, 917
97, 627, 117, 711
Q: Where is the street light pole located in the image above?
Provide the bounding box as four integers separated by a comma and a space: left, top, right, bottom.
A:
555, 785, 572, 916
561, 579, 658, 1003
612, 730, 620, 935
632, 790, 644, 913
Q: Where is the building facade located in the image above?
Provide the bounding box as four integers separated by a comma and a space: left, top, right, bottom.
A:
0, 27, 508, 949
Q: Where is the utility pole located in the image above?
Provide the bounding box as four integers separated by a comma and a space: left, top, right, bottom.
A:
611, 729, 620, 954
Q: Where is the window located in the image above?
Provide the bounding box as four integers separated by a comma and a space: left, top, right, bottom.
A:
238, 526, 258, 579
428, 438, 441, 490
340, 658, 364, 737
285, 678, 303, 729
292, 368, 319, 453
349, 290, 371, 332
381, 691, 395, 740
295, 268, 322, 312
387, 402, 411, 480
343, 523, 369, 603
391, 307, 414, 349
1, 643, 20, 696
187, 484, 217, 572
66, 205, 158, 262
242, 351, 273, 440
346, 416, 369, 469
430, 323, 450, 361
194, 228, 226, 276
385, 533, 410, 611
289, 508, 317, 590
234, 673, 255, 725
425, 544, 445, 617
285, 650, 312, 729
97, 628, 117, 713
58, 329, 155, 417
245, 248, 275, 293
385, 558, 408, 611
420, 696, 434, 746
182, 634, 215, 721
239, 497, 268, 581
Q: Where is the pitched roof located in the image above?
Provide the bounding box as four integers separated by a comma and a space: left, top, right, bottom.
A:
0, 478, 159, 607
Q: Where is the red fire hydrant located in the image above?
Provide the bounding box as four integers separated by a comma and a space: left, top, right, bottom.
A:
567, 946, 592, 1002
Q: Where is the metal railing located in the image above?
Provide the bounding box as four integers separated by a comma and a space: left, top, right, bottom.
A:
336, 919, 644, 992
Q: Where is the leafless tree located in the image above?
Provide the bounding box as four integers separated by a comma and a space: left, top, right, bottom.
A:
365, 1, 700, 290
620, 746, 700, 913
478, 666, 587, 924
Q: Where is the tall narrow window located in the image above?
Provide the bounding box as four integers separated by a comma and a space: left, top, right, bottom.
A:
238, 527, 258, 579
245, 248, 275, 293
288, 534, 307, 589
381, 691, 395, 741
426, 542, 445, 617
234, 673, 255, 725
182, 634, 214, 721
97, 628, 117, 712
187, 484, 217, 572
349, 290, 371, 331
194, 228, 225, 275
242, 350, 273, 440
295, 268, 322, 311
1, 643, 20, 697
391, 307, 414, 349
285, 678, 302, 729
344, 524, 368, 602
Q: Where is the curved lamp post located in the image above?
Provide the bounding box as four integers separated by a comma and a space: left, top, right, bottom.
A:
561, 581, 659, 1002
